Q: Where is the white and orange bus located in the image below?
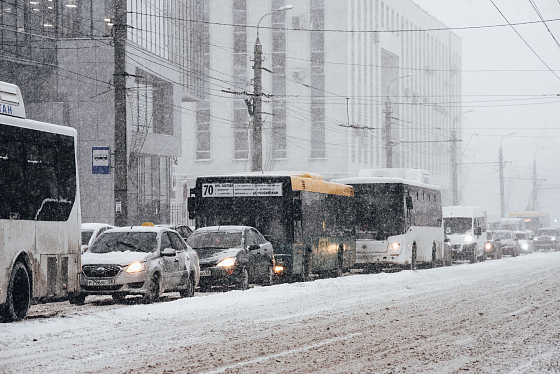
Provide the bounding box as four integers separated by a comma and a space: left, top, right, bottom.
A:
0, 81, 81, 321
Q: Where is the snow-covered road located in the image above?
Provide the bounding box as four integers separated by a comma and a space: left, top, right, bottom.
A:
2, 253, 560, 373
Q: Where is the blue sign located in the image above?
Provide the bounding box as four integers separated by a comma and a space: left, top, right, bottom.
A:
1, 103, 13, 115
92, 146, 110, 174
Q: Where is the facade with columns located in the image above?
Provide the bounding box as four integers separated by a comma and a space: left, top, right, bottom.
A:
174, 0, 462, 209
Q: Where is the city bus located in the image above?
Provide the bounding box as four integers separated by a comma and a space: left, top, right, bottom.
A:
188, 172, 355, 281
333, 169, 446, 271
509, 211, 550, 233
0, 81, 81, 321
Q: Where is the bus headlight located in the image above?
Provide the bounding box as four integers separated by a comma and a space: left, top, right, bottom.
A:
485, 242, 492, 251
522, 243, 529, 250
217, 257, 236, 267
126, 261, 146, 273
388, 242, 402, 253
464, 235, 474, 243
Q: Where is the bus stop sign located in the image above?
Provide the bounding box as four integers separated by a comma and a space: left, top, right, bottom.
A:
92, 146, 110, 174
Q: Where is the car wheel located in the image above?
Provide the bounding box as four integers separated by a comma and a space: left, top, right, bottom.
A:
2, 262, 31, 322
261, 265, 275, 286
180, 275, 195, 298
69, 293, 86, 305
111, 294, 126, 302
470, 247, 478, 263
143, 274, 160, 303
237, 267, 249, 290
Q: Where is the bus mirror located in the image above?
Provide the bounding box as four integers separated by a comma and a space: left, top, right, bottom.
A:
406, 196, 413, 210
293, 199, 303, 221
474, 227, 482, 237
187, 197, 196, 215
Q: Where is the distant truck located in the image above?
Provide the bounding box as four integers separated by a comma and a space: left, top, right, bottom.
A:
500, 217, 525, 232
443, 206, 487, 263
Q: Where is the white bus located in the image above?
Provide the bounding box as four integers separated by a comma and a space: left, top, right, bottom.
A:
0, 81, 81, 321
334, 169, 446, 271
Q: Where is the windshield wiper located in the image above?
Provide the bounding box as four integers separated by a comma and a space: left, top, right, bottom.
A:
116, 241, 140, 251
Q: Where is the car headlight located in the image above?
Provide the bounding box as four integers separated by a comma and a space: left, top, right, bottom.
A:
217, 257, 236, 267
464, 235, 474, 243
552, 238, 556, 241
485, 242, 492, 250
126, 261, 146, 273
522, 243, 529, 250
387, 242, 402, 253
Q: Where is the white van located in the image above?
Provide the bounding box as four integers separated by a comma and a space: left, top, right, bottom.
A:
443, 206, 487, 263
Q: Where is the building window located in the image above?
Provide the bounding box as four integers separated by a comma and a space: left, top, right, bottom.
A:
272, 0, 288, 160
310, 0, 325, 159
196, 107, 211, 160
233, 0, 249, 160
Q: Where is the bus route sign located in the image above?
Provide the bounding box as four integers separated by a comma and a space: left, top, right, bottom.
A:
202, 183, 283, 197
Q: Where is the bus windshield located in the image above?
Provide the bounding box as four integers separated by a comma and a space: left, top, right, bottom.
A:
444, 217, 472, 235
354, 184, 405, 240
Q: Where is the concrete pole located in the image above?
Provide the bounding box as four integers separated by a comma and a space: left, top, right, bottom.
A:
451, 129, 458, 205
114, 0, 128, 226
251, 36, 263, 172
384, 100, 392, 168
499, 146, 505, 218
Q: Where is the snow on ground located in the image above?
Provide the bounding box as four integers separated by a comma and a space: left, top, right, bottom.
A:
2, 252, 560, 373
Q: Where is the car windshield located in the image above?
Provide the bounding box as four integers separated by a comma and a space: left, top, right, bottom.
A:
187, 231, 242, 249
536, 229, 558, 236
514, 232, 526, 240
494, 231, 512, 240
89, 232, 158, 253
444, 217, 472, 235
81, 230, 94, 245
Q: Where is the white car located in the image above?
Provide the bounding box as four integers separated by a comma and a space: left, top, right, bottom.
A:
514, 230, 533, 254
75, 226, 200, 304
81, 223, 116, 253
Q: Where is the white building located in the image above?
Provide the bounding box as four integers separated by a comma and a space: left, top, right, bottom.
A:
174, 0, 462, 212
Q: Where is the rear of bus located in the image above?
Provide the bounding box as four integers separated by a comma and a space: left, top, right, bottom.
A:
0, 81, 81, 321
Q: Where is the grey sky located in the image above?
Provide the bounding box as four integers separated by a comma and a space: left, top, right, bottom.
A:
413, 0, 560, 222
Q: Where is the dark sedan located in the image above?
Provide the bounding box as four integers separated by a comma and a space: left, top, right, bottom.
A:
492, 230, 520, 257
187, 226, 275, 291
533, 228, 560, 251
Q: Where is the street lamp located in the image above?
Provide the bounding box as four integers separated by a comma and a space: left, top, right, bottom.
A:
385, 73, 412, 168
451, 110, 473, 205
499, 132, 516, 218
251, 5, 293, 172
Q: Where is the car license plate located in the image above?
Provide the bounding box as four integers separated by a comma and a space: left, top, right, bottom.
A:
86, 279, 114, 286
200, 270, 211, 277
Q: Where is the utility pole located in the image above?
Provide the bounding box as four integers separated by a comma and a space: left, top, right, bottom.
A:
451, 128, 458, 205
499, 133, 516, 218
384, 101, 393, 168
114, 0, 128, 226
450, 110, 473, 206
531, 157, 538, 210
499, 146, 505, 218
251, 5, 293, 173
251, 36, 263, 172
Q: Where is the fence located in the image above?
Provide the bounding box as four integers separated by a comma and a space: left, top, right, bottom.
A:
170, 202, 195, 227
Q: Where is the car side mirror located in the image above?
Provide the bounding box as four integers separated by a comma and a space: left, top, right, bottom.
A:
444, 238, 450, 243
248, 244, 260, 251
161, 247, 176, 256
